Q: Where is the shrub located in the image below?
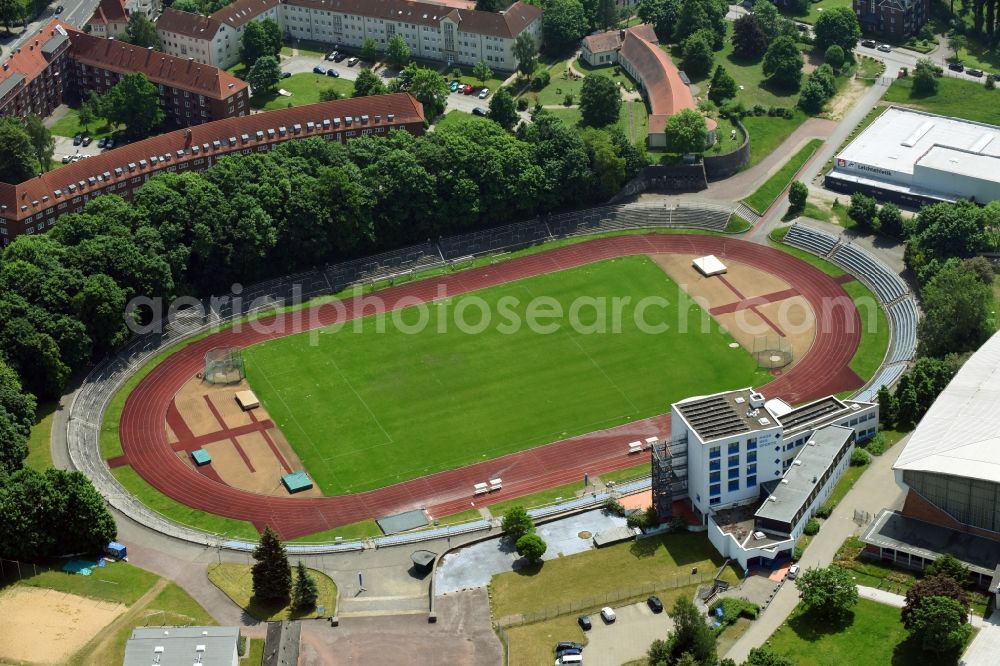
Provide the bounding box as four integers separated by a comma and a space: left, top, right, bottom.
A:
987, 75, 996, 90
792, 546, 804, 561
865, 432, 888, 455
850, 448, 871, 466
516, 97, 528, 111
708, 597, 760, 629
563, 93, 574, 106
788, 181, 808, 211
752, 104, 766, 116
603, 497, 626, 516
530, 70, 550, 91
804, 518, 820, 536
815, 505, 832, 519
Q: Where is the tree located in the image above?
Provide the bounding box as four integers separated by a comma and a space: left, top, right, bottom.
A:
0, 118, 41, 183
579, 74, 621, 127
71, 273, 128, 355
675, 0, 727, 46
515, 533, 547, 561
513, 32, 538, 77
171, 0, 202, 12
912, 58, 940, 96
594, 0, 617, 29
251, 527, 292, 603
638, 0, 682, 42
650, 596, 717, 666
319, 88, 342, 101
353, 68, 388, 97
472, 60, 493, 87
948, 34, 966, 61
582, 128, 626, 200
762, 36, 803, 89
847, 192, 878, 230
248, 55, 281, 94
122, 13, 161, 49
876, 203, 904, 238
682, 30, 715, 78
926, 554, 970, 586
906, 595, 973, 654
918, 260, 994, 357
0, 413, 28, 476
501, 505, 534, 542
795, 566, 858, 620
788, 180, 807, 211
105, 73, 164, 139
813, 7, 861, 55
386, 34, 411, 69
663, 108, 707, 155
751, 0, 782, 39
21, 114, 54, 172
707, 66, 736, 106
825, 44, 845, 71
797, 79, 828, 113
241, 20, 280, 66
395, 63, 449, 118
743, 648, 796, 666
0, 0, 23, 33
361, 37, 379, 62
475, 0, 506, 10
77, 100, 95, 130
292, 561, 319, 610
732, 14, 768, 60
488, 87, 519, 130
543, 0, 589, 53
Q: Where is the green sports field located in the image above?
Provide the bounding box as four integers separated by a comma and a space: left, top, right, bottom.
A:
244, 256, 771, 495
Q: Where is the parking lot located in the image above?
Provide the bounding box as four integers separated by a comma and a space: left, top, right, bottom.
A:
53, 135, 103, 166
581, 601, 675, 665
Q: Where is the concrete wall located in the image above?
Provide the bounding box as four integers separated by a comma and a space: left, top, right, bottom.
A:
612, 164, 708, 199
704, 119, 750, 181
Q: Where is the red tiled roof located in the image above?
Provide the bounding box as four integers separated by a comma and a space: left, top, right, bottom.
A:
582, 30, 623, 54
67, 28, 247, 100
0, 19, 73, 91
88, 0, 129, 25
156, 8, 222, 39
0, 94, 425, 223
444, 1, 541, 38
619, 28, 696, 135
211, 0, 281, 28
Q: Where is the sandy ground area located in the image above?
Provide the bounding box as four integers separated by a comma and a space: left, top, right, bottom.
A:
619, 490, 652, 511
650, 253, 816, 370
0, 587, 125, 665
171, 377, 321, 497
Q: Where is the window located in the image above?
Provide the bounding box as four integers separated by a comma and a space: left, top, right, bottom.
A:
709, 446, 720, 460
728, 454, 739, 468
728, 442, 740, 454
747, 475, 757, 488
710, 471, 720, 483
747, 463, 757, 475
710, 460, 720, 471
709, 484, 720, 497
709, 497, 721, 506
728, 480, 739, 492
747, 451, 757, 463
728, 468, 739, 479
747, 438, 757, 450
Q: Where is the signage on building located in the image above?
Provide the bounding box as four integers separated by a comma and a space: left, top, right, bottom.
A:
837, 158, 892, 177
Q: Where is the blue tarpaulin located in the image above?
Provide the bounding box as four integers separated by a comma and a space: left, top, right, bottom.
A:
104, 542, 127, 559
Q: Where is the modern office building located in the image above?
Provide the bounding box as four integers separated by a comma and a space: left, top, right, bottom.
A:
826, 106, 1000, 206
0, 93, 425, 242
156, 0, 543, 71
659, 387, 877, 569
863, 330, 1000, 588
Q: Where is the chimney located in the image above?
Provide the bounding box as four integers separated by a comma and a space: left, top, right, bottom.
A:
619, 29, 625, 40
184, 128, 193, 147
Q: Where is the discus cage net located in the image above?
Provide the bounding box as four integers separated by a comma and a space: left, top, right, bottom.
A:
752, 335, 793, 369
203, 347, 245, 384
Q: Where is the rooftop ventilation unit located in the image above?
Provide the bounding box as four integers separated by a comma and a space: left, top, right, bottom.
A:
758, 418, 770, 426
749, 392, 765, 408
735, 397, 745, 404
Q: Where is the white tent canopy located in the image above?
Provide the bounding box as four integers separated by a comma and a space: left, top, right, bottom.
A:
693, 255, 727, 276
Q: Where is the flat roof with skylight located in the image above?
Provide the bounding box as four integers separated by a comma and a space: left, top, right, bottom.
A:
675, 388, 777, 442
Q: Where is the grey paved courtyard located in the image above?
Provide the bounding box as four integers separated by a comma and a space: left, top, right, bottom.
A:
583, 601, 674, 666
434, 509, 625, 595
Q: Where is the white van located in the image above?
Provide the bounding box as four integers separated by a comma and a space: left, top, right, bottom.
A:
555, 655, 583, 665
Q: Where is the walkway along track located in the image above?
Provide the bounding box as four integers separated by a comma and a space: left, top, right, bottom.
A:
115, 234, 863, 541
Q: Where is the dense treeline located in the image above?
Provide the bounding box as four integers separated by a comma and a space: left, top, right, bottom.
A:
0, 118, 641, 403
848, 196, 1000, 428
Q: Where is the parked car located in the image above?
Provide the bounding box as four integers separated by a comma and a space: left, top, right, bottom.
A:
600, 606, 616, 623
81, 135, 92, 146
450, 80, 461, 92
281, 71, 292, 79
326, 51, 338, 61
326, 69, 339, 77
554, 655, 583, 666
73, 134, 82, 146
577, 615, 592, 631
105, 137, 114, 149
71, 154, 82, 162
347, 57, 359, 66
472, 106, 489, 116
61, 154, 71, 164
334, 52, 347, 62
462, 84, 474, 94
478, 87, 490, 99
97, 137, 107, 149
948, 61, 965, 72
313, 65, 326, 74
967, 68, 984, 77
647, 596, 664, 613
787, 564, 801, 579
877, 43, 892, 52
861, 39, 877, 48
555, 641, 583, 656
55, 4, 63, 12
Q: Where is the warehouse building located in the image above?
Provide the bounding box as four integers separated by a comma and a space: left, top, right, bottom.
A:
825, 106, 1000, 206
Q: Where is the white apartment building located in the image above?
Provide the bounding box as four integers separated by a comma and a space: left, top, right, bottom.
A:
157, 0, 542, 71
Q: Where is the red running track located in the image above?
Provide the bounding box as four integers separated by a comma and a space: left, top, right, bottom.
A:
118, 234, 864, 539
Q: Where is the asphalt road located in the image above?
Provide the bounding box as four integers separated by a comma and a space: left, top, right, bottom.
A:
2, 0, 99, 52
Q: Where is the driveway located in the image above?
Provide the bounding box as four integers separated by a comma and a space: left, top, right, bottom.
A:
279, 53, 366, 81
445, 87, 491, 114
583, 601, 673, 666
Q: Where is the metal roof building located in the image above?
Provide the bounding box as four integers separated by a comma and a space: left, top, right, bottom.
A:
825, 106, 1000, 206
123, 626, 240, 666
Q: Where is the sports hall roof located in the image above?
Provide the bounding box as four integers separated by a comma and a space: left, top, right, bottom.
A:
895, 330, 1000, 483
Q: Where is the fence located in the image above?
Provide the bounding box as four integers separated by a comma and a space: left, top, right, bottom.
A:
65, 201, 732, 553
494, 572, 720, 629
0, 558, 48, 583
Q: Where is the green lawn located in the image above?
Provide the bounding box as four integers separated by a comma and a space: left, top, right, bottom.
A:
598, 462, 650, 484
778, 0, 853, 24
49, 106, 116, 140
741, 112, 810, 168
841, 280, 890, 380
743, 139, 824, 214
883, 76, 1000, 125
244, 638, 265, 665
251, 73, 354, 111
207, 563, 337, 619
25, 400, 56, 470
445, 64, 508, 94
280, 40, 330, 59
112, 465, 259, 540
244, 256, 770, 495
490, 532, 740, 619
526, 56, 638, 106
766, 598, 930, 666
288, 518, 382, 543
546, 100, 649, 144
488, 479, 597, 517
2, 561, 159, 606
